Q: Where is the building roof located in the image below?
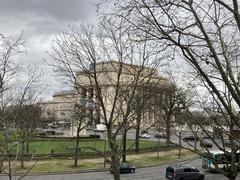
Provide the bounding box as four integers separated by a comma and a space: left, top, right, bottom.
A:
53, 90, 76, 97
76, 60, 161, 77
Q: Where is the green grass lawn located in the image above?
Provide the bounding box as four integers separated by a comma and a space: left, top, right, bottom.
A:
0, 131, 22, 142
4, 149, 196, 174
9, 139, 166, 154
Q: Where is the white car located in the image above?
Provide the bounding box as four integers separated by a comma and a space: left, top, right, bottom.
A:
139, 133, 150, 139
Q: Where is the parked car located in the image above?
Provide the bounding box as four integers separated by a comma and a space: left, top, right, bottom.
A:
154, 132, 166, 139
94, 124, 106, 132
183, 135, 198, 141
200, 140, 212, 148
141, 129, 149, 134
50, 125, 59, 129
110, 163, 135, 174
203, 132, 214, 139
223, 139, 238, 147
139, 133, 150, 139
89, 134, 101, 139
166, 164, 205, 180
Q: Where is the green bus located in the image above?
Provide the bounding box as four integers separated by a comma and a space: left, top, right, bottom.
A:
202, 150, 240, 171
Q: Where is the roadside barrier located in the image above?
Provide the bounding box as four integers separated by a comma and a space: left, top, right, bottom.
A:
3, 144, 176, 160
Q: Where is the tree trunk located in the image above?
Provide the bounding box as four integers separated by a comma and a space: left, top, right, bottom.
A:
110, 144, 120, 180
21, 141, 25, 168
74, 128, 81, 167
104, 132, 107, 168
26, 130, 29, 154
111, 156, 121, 180
157, 138, 160, 158
122, 129, 127, 162
228, 177, 236, 180
166, 114, 171, 144
135, 112, 141, 153
178, 130, 182, 158
7, 157, 12, 180
194, 139, 197, 150
0, 159, 3, 173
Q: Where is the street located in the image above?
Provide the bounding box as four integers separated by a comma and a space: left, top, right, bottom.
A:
91, 128, 219, 150
1, 159, 237, 180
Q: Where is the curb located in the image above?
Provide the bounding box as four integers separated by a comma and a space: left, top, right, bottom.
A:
137, 156, 199, 169
0, 156, 198, 176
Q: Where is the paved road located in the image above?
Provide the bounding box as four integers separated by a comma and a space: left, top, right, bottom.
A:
92, 129, 219, 150
1, 159, 237, 180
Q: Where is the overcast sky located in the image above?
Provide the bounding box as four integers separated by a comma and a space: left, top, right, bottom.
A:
0, 0, 101, 99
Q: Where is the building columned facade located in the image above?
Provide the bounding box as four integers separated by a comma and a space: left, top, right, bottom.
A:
40, 61, 170, 136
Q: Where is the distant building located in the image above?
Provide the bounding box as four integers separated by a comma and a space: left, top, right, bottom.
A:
75, 61, 170, 128
39, 90, 76, 123
40, 61, 170, 136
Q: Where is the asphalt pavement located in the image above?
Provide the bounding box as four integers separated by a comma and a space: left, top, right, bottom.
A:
1, 159, 236, 180
91, 128, 219, 150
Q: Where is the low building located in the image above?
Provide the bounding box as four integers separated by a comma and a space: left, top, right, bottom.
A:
39, 90, 85, 136
40, 90, 76, 124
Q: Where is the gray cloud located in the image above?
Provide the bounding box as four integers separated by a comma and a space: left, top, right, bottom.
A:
0, 0, 100, 98
0, 0, 98, 21
0, 0, 99, 36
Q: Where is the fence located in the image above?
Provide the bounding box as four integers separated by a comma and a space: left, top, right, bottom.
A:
4, 144, 176, 161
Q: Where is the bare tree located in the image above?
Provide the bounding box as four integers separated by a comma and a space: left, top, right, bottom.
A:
107, 0, 240, 179
50, 16, 166, 179
0, 33, 24, 180
152, 73, 193, 145
0, 34, 43, 180
13, 104, 42, 169
14, 66, 43, 169
70, 100, 90, 167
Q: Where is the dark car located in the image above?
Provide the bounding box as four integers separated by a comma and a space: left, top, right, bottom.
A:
154, 132, 166, 139
203, 132, 214, 139
110, 163, 135, 173
141, 130, 149, 134
223, 139, 238, 147
166, 164, 204, 180
183, 135, 198, 141
200, 140, 212, 148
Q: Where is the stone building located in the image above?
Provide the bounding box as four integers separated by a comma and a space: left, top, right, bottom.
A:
40, 61, 170, 136
75, 61, 170, 128
40, 90, 76, 124
39, 90, 89, 136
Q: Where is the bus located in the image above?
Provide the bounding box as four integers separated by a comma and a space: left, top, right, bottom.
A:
202, 150, 240, 171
